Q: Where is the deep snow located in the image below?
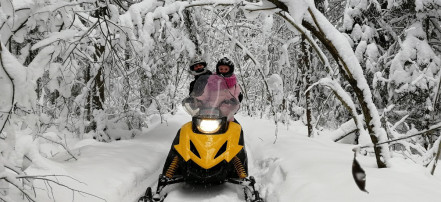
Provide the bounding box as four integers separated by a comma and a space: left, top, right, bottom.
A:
11, 106, 441, 202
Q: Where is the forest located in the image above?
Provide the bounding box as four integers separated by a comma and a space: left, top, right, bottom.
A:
1, 0, 441, 201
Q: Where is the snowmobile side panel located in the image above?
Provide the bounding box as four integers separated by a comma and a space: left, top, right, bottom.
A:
174, 122, 243, 169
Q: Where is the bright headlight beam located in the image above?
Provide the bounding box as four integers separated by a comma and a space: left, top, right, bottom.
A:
198, 119, 221, 133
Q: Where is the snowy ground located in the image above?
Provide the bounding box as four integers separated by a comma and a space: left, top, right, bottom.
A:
11, 107, 441, 202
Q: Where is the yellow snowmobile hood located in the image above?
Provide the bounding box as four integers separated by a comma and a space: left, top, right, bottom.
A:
174, 121, 243, 169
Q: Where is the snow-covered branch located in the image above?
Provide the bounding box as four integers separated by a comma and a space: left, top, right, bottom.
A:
263, 0, 390, 167
310, 78, 370, 144
368, 122, 441, 147
0, 45, 14, 134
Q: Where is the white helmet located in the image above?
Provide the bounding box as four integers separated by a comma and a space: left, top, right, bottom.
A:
189, 56, 208, 75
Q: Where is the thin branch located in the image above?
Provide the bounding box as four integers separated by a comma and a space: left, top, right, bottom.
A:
17, 176, 106, 202
334, 128, 358, 142
314, 93, 333, 129
35, 134, 77, 160
16, 174, 86, 185
277, 11, 333, 75
361, 122, 441, 148
431, 140, 441, 175
1, 177, 36, 202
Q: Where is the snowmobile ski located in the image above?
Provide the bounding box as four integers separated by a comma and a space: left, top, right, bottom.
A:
138, 174, 264, 202
229, 176, 264, 202
138, 186, 167, 202
138, 174, 182, 202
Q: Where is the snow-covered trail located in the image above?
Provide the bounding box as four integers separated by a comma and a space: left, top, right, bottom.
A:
20, 107, 441, 202
23, 108, 254, 202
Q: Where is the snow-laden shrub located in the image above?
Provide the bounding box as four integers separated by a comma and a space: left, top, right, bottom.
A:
388, 22, 441, 131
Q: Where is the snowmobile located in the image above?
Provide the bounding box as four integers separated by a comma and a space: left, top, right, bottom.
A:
139, 75, 264, 202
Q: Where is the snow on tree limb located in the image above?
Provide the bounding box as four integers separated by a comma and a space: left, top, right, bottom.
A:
391, 114, 409, 132
0, 43, 14, 135
1, 43, 37, 111
265, 0, 390, 167
0, 1, 33, 45
120, 0, 334, 77
326, 117, 358, 142
31, 29, 81, 50
310, 78, 370, 144
307, 7, 390, 167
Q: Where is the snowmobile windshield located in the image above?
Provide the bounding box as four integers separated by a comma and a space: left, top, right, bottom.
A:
183, 75, 239, 120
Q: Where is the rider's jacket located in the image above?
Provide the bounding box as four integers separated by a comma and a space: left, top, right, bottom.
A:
194, 75, 241, 121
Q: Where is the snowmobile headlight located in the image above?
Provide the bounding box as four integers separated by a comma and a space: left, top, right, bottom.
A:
196, 119, 222, 134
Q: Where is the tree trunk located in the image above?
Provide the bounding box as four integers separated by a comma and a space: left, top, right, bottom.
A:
301, 37, 313, 137
431, 137, 441, 175
139, 71, 151, 113
85, 65, 92, 122
84, 44, 105, 133
94, 66, 105, 111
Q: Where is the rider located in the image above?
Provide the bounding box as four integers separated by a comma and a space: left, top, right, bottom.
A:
188, 55, 212, 96
195, 57, 241, 121
215, 57, 243, 103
